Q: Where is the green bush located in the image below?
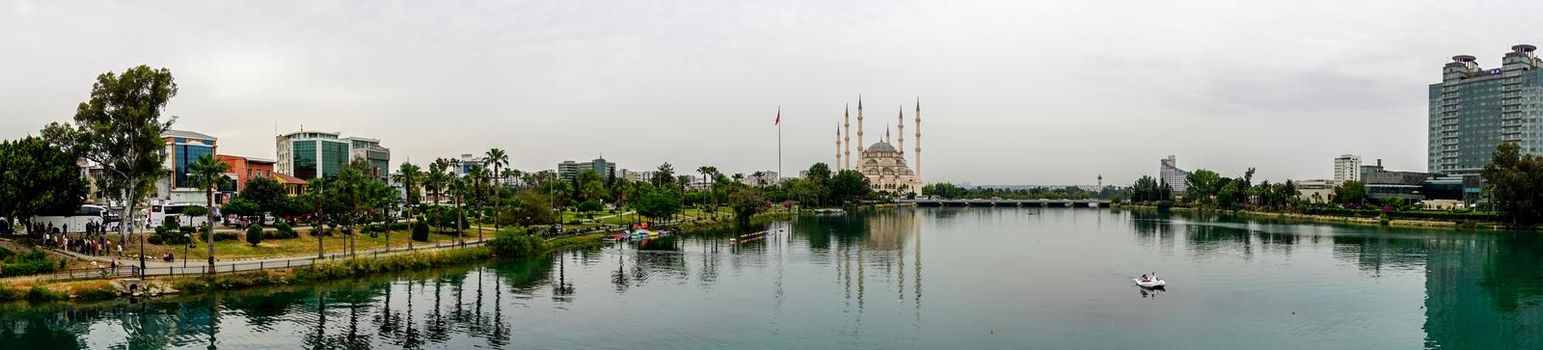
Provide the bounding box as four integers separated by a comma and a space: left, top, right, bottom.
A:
1, 248, 59, 277
412, 221, 430, 242
488, 229, 546, 259
577, 199, 604, 212
246, 225, 264, 246
213, 231, 241, 242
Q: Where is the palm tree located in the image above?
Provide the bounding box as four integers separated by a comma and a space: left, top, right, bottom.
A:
393, 162, 423, 249
335, 158, 373, 257
306, 177, 327, 259
484, 149, 508, 231
450, 176, 468, 244
365, 178, 397, 251
426, 159, 451, 244
187, 155, 230, 273
465, 164, 488, 242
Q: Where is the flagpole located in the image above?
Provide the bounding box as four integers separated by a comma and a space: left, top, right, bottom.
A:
777, 106, 783, 184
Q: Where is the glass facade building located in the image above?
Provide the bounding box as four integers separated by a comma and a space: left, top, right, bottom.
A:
172, 141, 214, 188
321, 140, 350, 178
292, 140, 317, 179
1429, 45, 1543, 176
276, 131, 390, 180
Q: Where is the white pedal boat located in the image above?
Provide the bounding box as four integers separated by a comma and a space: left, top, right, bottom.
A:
1134, 278, 1166, 289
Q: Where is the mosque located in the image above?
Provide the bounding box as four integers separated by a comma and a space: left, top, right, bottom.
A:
836, 97, 922, 196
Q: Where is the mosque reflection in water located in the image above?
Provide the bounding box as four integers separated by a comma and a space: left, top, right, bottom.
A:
0, 210, 929, 349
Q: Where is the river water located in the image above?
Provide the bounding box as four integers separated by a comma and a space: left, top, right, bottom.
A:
2, 208, 1540, 349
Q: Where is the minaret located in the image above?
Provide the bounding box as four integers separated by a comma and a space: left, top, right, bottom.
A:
857, 96, 865, 156
897, 106, 905, 159
835, 125, 842, 168
915, 98, 922, 186
843, 105, 851, 171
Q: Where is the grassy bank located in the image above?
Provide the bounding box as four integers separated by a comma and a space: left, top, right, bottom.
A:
0, 279, 119, 303
173, 247, 494, 293
7, 208, 799, 304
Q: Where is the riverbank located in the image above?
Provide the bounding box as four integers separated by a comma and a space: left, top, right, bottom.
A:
0, 209, 794, 305
1115, 204, 1518, 231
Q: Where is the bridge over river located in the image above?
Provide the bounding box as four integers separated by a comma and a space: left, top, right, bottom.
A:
904, 198, 1111, 208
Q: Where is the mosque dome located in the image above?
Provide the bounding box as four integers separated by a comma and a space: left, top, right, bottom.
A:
866, 141, 897, 153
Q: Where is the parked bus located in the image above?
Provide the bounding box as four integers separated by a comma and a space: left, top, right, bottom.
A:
28, 205, 113, 233
148, 203, 211, 228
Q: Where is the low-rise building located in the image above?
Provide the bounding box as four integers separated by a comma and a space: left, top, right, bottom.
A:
217, 155, 277, 193
1294, 179, 1336, 204
276, 129, 390, 180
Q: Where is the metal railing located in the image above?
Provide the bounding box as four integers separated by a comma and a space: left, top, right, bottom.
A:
18, 239, 490, 282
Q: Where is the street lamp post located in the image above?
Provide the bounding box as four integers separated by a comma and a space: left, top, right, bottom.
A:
183, 234, 190, 269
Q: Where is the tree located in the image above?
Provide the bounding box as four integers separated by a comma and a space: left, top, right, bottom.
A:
922, 182, 967, 199
1130, 176, 1165, 202
246, 224, 264, 247
1216, 181, 1242, 209
1481, 142, 1543, 225
484, 148, 508, 230
508, 190, 558, 226
426, 159, 451, 238
636, 188, 682, 222
828, 170, 871, 204
1184, 169, 1223, 204
393, 162, 423, 249
728, 186, 769, 226
188, 154, 229, 272
1335, 181, 1368, 208
654, 162, 675, 188
41, 65, 178, 253
577, 199, 604, 213
577, 169, 606, 202
221, 198, 260, 217
0, 137, 87, 228
236, 176, 291, 216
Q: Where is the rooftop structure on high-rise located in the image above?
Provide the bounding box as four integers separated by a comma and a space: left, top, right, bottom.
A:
1429, 44, 1543, 176
1159, 155, 1189, 193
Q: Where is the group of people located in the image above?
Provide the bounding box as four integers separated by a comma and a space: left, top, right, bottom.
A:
4, 220, 115, 236
41, 232, 122, 258
1139, 272, 1161, 283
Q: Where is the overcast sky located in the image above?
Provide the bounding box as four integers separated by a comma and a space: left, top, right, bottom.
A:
4, 0, 1541, 186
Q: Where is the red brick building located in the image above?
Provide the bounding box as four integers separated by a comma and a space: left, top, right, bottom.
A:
217, 155, 278, 193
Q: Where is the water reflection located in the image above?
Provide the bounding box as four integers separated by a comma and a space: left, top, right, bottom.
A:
4, 209, 1541, 348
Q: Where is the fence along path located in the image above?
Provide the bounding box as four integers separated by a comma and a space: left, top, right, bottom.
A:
6, 238, 488, 283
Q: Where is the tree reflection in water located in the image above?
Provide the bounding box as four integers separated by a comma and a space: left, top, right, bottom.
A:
7, 210, 1538, 348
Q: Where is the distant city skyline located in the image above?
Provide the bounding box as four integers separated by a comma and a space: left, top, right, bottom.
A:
6, 1, 1542, 185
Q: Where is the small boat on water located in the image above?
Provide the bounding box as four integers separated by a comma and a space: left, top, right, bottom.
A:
626, 229, 668, 240
1134, 277, 1166, 289
603, 233, 627, 241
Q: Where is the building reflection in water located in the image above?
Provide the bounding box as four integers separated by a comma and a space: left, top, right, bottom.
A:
1422, 233, 1543, 349
8, 210, 1543, 348
1125, 210, 1543, 348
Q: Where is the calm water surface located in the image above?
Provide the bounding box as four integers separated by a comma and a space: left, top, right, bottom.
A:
2, 208, 1540, 349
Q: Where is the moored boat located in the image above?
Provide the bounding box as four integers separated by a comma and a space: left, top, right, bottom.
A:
1134, 278, 1166, 289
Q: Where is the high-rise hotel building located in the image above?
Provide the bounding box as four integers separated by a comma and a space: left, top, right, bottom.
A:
1429, 44, 1543, 176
